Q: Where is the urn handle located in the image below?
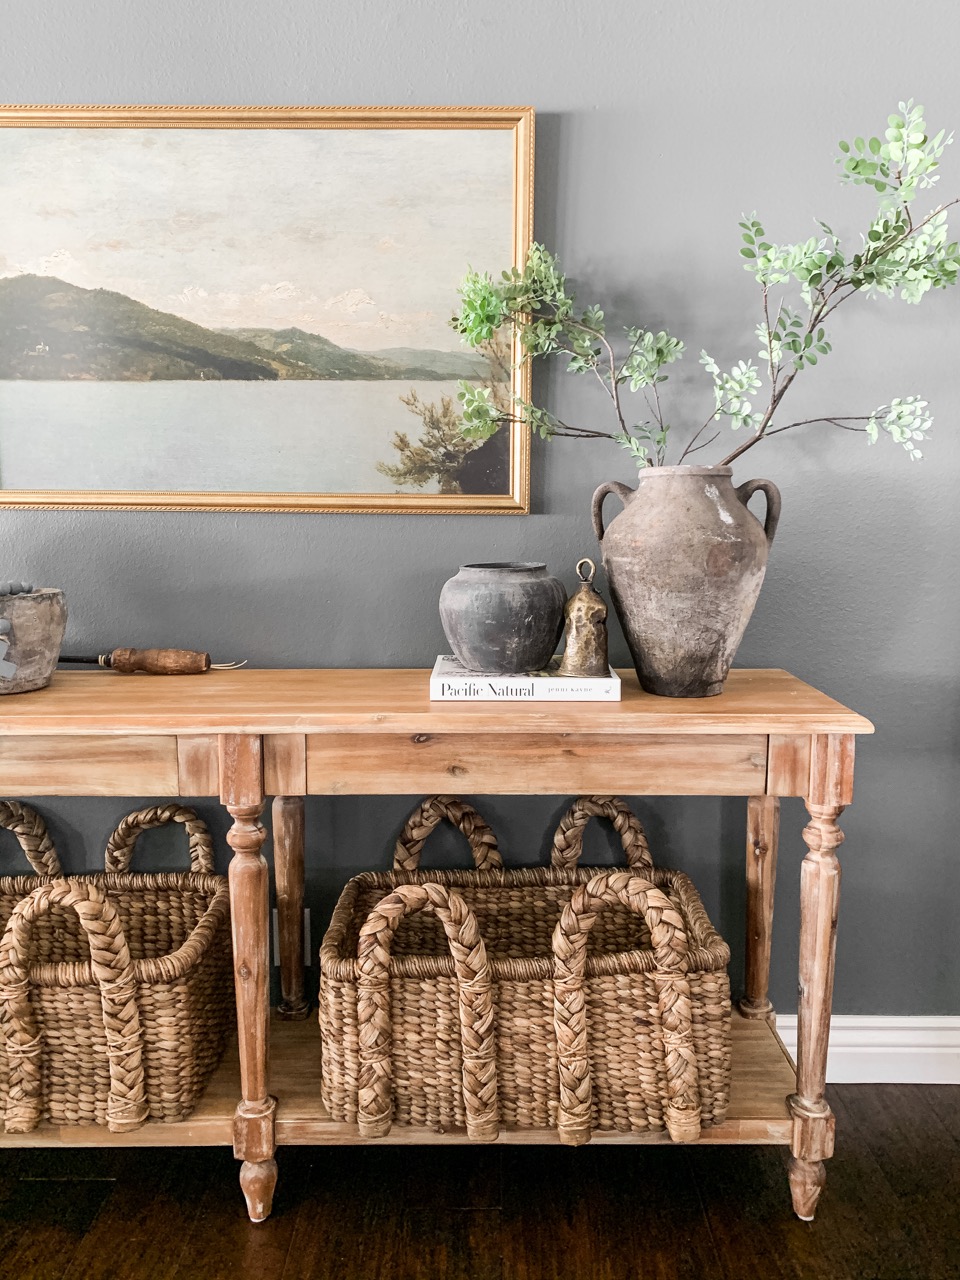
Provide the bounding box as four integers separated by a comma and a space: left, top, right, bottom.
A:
591, 481, 636, 542
734, 478, 781, 547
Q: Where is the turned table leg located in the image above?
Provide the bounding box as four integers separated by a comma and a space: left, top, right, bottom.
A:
274, 796, 310, 1020
787, 734, 854, 1221
740, 795, 780, 1020
221, 734, 277, 1224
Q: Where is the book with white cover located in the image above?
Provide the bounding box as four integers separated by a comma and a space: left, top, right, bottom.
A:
430, 655, 621, 701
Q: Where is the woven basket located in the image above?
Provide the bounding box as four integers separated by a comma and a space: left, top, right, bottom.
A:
319, 795, 731, 1144
0, 804, 233, 1133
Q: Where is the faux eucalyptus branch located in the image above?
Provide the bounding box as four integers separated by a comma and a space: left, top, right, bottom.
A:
452, 101, 959, 469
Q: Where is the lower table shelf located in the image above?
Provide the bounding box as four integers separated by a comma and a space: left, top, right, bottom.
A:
0, 1010, 797, 1150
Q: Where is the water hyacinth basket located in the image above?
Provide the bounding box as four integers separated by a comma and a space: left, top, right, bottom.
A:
319, 795, 731, 1145
0, 804, 233, 1133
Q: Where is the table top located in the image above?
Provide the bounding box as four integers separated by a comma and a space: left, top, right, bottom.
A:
0, 668, 875, 736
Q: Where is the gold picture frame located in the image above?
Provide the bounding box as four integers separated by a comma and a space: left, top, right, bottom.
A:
0, 105, 534, 513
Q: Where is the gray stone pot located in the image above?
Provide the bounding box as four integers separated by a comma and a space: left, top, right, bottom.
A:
439, 562, 565, 673
0, 589, 68, 694
592, 466, 780, 697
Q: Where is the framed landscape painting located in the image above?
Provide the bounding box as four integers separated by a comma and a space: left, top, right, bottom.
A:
0, 105, 533, 512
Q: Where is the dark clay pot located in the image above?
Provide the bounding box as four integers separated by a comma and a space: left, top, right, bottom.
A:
439, 562, 565, 673
592, 466, 780, 698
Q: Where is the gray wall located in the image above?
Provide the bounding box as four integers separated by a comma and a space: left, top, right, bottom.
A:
2, 0, 958, 1014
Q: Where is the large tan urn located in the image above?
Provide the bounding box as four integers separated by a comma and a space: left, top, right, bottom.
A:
592, 466, 780, 697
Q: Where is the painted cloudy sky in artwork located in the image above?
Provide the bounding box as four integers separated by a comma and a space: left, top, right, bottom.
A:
0, 126, 515, 350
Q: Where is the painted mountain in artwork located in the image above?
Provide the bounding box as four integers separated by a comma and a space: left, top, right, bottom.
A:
0, 275, 298, 380
0, 275, 489, 381
353, 346, 491, 380
223, 328, 490, 381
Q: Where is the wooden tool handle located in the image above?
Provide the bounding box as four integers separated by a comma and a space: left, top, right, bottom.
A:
109, 648, 211, 675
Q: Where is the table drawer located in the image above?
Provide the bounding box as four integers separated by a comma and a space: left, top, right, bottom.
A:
0, 736, 179, 795
306, 732, 767, 795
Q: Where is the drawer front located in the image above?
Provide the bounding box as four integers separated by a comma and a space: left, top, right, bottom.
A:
306, 733, 767, 795
0, 735, 179, 795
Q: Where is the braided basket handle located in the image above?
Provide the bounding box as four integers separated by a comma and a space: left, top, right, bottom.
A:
0, 879, 148, 1134
551, 796, 653, 872
552, 869, 701, 1147
0, 801, 61, 877
104, 805, 214, 874
393, 796, 502, 872
356, 882, 498, 1142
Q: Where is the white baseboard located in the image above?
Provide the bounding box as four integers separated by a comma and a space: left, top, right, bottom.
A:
776, 1015, 960, 1084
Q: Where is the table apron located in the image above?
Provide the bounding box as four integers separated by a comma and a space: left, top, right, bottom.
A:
304, 731, 768, 795
0, 734, 179, 795
1, 731, 822, 799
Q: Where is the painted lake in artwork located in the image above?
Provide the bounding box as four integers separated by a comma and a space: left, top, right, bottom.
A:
0, 380, 471, 493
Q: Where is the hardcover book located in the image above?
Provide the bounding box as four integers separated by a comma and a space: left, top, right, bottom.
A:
429, 655, 621, 702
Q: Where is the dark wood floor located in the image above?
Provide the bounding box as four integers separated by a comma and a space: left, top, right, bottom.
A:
0, 1086, 957, 1280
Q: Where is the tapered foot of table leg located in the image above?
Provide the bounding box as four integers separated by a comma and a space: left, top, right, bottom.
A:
738, 996, 774, 1020
276, 998, 311, 1020
788, 1154, 825, 1221
240, 1158, 278, 1223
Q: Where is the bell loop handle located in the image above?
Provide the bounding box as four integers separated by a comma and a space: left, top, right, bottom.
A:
575, 558, 596, 585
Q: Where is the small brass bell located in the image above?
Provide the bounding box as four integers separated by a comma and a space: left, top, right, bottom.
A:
558, 558, 609, 678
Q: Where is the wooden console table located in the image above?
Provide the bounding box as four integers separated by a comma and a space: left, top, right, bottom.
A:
0, 668, 873, 1223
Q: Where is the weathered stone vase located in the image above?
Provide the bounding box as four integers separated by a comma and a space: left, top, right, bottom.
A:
592, 466, 780, 697
439, 562, 565, 673
0, 588, 68, 694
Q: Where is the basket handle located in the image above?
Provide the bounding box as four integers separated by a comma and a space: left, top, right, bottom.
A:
552, 870, 701, 1147
550, 797, 653, 872
393, 796, 502, 872
356, 882, 498, 1142
104, 805, 214, 874
0, 801, 61, 876
0, 879, 148, 1134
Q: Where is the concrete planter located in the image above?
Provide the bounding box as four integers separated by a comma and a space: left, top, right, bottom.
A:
0, 589, 68, 694
592, 466, 780, 697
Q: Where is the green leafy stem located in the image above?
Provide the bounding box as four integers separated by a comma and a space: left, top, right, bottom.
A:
451, 101, 958, 470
